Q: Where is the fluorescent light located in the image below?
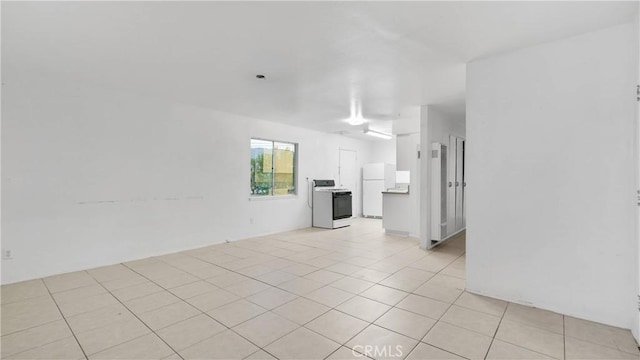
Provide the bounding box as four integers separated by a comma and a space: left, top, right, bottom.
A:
364, 129, 392, 140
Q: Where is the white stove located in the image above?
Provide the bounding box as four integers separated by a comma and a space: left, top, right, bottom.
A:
312, 180, 353, 229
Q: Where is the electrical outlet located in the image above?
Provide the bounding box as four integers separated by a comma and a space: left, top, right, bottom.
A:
3, 250, 13, 260
249, 218, 254, 224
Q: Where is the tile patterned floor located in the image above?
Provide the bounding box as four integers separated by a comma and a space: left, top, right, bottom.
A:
1, 218, 638, 359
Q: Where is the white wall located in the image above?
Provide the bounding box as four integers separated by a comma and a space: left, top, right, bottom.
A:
419, 106, 466, 249
396, 133, 420, 238
389, 107, 422, 238
635, 8, 640, 341
1, 68, 375, 285
369, 138, 397, 166
425, 108, 465, 146
393, 108, 421, 135
466, 23, 638, 329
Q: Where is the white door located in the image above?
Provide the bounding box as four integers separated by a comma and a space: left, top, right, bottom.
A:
447, 135, 457, 234
339, 149, 357, 216
447, 136, 466, 233
431, 143, 448, 241
455, 138, 465, 230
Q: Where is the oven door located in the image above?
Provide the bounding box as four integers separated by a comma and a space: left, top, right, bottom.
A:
332, 192, 352, 220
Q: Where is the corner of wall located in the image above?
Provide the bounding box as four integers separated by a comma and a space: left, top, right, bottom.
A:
632, 2, 640, 343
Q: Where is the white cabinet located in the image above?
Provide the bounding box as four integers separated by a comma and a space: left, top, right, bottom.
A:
431, 136, 465, 243
383, 192, 410, 235
363, 180, 385, 217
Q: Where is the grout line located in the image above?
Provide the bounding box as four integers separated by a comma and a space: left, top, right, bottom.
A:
117, 261, 300, 358
0, 329, 79, 360
229, 228, 433, 358
408, 253, 471, 359
391, 249, 476, 358
63, 284, 157, 314
0, 317, 61, 338
0, 292, 53, 306
40, 276, 89, 360
313, 294, 408, 358
483, 297, 509, 360
490, 338, 560, 360
122, 255, 297, 358
188, 226, 433, 358
485, 304, 577, 360
323, 347, 350, 360
222, 242, 408, 358
340, 297, 426, 359
142, 252, 336, 357
84, 269, 186, 360
563, 315, 566, 360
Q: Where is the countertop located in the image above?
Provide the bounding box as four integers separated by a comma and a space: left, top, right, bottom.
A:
382, 190, 410, 195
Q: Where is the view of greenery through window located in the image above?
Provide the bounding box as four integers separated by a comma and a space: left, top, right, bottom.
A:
250, 139, 296, 196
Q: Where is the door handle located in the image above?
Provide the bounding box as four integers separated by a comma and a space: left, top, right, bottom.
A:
448, 182, 453, 187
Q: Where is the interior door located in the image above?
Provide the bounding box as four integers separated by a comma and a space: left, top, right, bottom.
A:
431, 143, 448, 241
339, 149, 357, 216
462, 148, 466, 228
447, 135, 457, 235
455, 138, 465, 231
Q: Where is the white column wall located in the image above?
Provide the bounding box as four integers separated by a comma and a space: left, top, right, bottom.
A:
466, 23, 638, 329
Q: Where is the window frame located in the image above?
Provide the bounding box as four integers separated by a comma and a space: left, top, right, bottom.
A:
250, 137, 298, 198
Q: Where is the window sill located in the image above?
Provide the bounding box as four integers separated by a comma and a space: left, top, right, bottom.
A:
249, 195, 298, 201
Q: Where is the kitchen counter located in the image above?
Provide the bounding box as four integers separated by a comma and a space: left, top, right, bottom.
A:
382, 190, 409, 195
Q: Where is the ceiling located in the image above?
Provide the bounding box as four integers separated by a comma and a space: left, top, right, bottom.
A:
2, 1, 637, 139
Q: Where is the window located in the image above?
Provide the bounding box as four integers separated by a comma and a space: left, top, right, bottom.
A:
250, 138, 297, 196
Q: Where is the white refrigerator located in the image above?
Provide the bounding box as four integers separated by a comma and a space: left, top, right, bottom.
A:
362, 163, 396, 218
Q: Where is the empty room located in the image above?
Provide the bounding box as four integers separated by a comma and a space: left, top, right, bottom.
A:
2, 1, 639, 359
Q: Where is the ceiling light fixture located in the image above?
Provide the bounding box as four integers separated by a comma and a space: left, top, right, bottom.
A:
347, 116, 365, 126
346, 98, 365, 126
364, 129, 392, 140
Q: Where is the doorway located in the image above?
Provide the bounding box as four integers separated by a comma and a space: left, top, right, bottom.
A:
429, 135, 466, 249
420, 105, 467, 250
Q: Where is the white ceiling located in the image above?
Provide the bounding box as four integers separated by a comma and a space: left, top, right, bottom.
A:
2, 1, 637, 138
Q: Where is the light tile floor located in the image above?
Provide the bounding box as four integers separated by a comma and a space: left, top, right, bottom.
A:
1, 218, 638, 360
